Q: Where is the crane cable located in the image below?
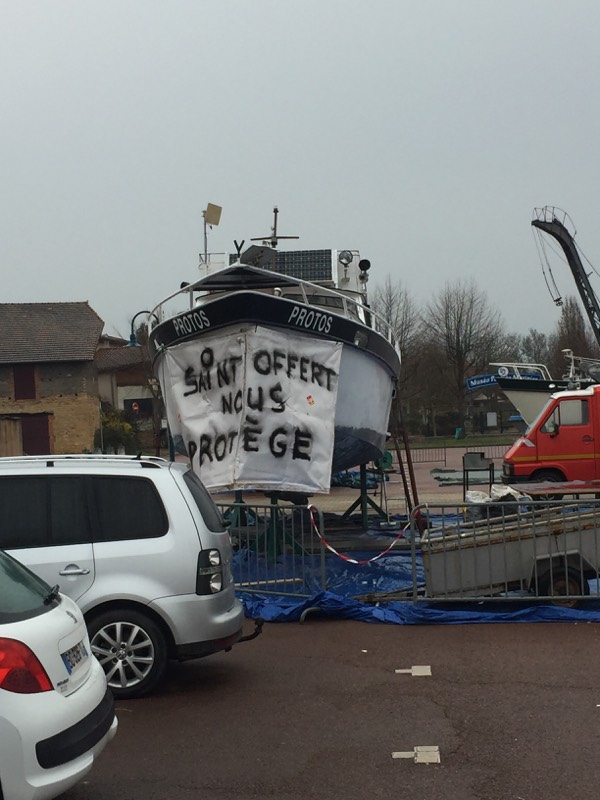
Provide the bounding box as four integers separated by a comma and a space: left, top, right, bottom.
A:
533, 226, 564, 307
578, 244, 600, 281
534, 221, 600, 306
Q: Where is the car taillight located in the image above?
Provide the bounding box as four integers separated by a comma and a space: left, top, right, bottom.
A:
0, 638, 53, 693
196, 549, 224, 594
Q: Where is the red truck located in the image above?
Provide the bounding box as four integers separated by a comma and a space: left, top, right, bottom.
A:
502, 383, 600, 485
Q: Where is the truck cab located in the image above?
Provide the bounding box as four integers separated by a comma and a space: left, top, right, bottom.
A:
502, 383, 600, 485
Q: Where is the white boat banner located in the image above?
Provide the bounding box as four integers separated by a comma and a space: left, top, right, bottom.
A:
157, 326, 342, 493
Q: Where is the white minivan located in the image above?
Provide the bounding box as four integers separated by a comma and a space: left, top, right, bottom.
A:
0, 455, 260, 699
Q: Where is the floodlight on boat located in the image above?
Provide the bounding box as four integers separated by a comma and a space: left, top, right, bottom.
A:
359, 259, 371, 283
338, 250, 354, 280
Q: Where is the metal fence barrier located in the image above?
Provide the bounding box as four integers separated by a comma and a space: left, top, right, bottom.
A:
220, 495, 600, 611
396, 444, 509, 467
465, 444, 509, 460
407, 447, 447, 465
410, 499, 600, 606
218, 501, 327, 597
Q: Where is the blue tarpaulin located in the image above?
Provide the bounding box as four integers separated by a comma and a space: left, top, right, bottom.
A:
239, 588, 600, 624
233, 548, 420, 594
233, 540, 600, 625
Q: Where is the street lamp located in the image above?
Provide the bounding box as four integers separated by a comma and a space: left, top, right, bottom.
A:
126, 311, 159, 347
124, 310, 165, 457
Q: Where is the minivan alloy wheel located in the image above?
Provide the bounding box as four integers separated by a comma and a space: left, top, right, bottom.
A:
87, 609, 168, 699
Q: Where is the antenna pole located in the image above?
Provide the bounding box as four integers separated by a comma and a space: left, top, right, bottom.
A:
199, 203, 222, 269
271, 207, 278, 248
250, 206, 299, 250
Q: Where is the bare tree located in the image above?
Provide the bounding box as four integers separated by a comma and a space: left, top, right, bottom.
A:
423, 278, 505, 425
545, 296, 600, 377
556, 297, 598, 352
521, 329, 551, 365
409, 338, 455, 436
371, 276, 420, 354
479, 330, 522, 366
371, 275, 421, 401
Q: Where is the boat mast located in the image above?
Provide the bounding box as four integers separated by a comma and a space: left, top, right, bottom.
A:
532, 207, 600, 347
250, 207, 299, 249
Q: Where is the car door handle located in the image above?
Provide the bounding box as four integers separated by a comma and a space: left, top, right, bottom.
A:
583, 435, 594, 443
59, 565, 91, 576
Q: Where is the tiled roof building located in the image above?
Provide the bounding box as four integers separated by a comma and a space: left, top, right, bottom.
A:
0, 302, 105, 454
0, 302, 104, 364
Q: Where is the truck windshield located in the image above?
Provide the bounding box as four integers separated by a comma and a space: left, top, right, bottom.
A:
525, 402, 552, 435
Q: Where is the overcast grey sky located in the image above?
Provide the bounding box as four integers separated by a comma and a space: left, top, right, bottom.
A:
2, 0, 600, 340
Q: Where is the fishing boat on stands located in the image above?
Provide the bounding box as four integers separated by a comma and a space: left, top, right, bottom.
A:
492, 351, 598, 425
147, 213, 401, 496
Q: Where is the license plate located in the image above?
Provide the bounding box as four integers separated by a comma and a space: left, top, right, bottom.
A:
61, 640, 89, 675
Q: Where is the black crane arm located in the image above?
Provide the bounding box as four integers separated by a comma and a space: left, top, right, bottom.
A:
532, 214, 600, 347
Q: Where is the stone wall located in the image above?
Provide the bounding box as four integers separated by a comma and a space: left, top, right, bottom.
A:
0, 362, 101, 454
0, 394, 100, 453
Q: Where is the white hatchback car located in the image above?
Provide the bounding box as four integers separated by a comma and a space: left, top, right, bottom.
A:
0, 549, 117, 800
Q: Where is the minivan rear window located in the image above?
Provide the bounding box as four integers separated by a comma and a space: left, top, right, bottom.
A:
182, 470, 227, 532
91, 476, 168, 541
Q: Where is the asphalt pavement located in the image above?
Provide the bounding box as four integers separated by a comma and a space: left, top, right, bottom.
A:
71, 618, 600, 800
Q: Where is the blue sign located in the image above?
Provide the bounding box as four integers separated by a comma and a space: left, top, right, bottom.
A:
466, 374, 498, 391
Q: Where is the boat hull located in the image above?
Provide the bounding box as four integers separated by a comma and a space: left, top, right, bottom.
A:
151, 306, 398, 493
330, 343, 395, 472
496, 377, 575, 425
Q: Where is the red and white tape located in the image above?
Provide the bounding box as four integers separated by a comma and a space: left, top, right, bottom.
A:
307, 505, 410, 565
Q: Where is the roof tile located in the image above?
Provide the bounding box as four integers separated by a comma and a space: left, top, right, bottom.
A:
95, 346, 149, 372
0, 302, 104, 364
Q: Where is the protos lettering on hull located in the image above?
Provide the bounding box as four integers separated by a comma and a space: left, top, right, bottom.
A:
173, 310, 211, 338
287, 305, 332, 334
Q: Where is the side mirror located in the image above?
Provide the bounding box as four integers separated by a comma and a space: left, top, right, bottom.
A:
546, 420, 559, 436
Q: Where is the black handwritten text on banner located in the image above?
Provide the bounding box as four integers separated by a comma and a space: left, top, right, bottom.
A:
158, 326, 342, 493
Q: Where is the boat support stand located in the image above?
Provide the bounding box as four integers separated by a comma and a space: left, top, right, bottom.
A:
339, 463, 389, 530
